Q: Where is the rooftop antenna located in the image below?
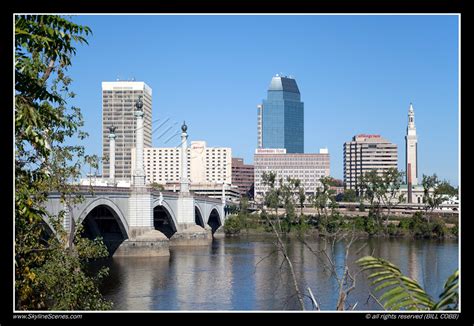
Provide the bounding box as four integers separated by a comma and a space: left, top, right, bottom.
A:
116, 75, 120, 81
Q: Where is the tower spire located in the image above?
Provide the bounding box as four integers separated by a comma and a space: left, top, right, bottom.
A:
405, 103, 418, 188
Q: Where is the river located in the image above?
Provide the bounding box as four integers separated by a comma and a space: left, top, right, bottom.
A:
99, 235, 458, 311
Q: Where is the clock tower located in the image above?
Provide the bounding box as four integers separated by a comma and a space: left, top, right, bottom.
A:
405, 103, 418, 186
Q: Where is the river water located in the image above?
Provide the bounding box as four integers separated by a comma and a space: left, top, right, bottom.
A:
99, 235, 458, 311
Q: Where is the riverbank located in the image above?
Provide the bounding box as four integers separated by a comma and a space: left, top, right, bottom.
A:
223, 211, 458, 240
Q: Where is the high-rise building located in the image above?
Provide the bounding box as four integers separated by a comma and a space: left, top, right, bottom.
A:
231, 158, 254, 197
258, 75, 304, 153
343, 134, 398, 190
254, 148, 330, 202
102, 81, 152, 180
405, 103, 418, 186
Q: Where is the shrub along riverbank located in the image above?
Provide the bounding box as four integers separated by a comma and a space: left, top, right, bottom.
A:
224, 210, 458, 239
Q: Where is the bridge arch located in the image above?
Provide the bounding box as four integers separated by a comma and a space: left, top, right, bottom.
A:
194, 204, 205, 228
153, 200, 178, 238
77, 197, 129, 238
77, 198, 129, 255
207, 207, 222, 234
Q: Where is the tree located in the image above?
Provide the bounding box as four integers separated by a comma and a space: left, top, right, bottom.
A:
422, 174, 444, 223
15, 15, 111, 310
261, 174, 360, 310
238, 195, 252, 232
298, 187, 306, 218
310, 176, 337, 232
436, 180, 458, 197
358, 168, 405, 231
343, 189, 357, 202
150, 182, 164, 191
357, 256, 458, 311
260, 172, 305, 309
261, 171, 282, 232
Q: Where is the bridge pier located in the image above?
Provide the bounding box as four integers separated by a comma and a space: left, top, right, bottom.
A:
170, 224, 212, 246
212, 226, 226, 239
118, 189, 170, 256
114, 227, 169, 257
170, 194, 212, 246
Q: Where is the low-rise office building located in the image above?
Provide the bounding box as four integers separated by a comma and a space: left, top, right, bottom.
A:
232, 158, 254, 197
254, 148, 330, 202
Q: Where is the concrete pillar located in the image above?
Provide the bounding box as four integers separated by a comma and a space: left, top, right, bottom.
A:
108, 126, 116, 183
222, 182, 226, 219
133, 96, 145, 186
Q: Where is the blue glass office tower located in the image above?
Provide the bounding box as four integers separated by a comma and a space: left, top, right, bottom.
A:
258, 75, 304, 153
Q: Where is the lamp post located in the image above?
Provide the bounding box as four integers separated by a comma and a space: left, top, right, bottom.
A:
133, 96, 145, 186
108, 125, 116, 184
180, 121, 189, 194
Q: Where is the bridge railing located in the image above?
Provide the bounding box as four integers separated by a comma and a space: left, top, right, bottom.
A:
48, 185, 132, 196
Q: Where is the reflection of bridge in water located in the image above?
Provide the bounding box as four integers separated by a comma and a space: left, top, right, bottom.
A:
45, 186, 227, 256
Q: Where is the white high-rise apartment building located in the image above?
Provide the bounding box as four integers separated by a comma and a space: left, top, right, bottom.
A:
132, 141, 231, 185
343, 134, 398, 190
102, 81, 152, 180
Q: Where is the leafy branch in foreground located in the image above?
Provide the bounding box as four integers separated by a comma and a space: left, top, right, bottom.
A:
15, 14, 111, 310
432, 270, 459, 310
357, 256, 458, 311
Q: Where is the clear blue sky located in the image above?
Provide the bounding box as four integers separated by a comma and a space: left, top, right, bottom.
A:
67, 15, 459, 186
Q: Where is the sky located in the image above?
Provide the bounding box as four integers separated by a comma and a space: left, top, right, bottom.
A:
66, 14, 459, 186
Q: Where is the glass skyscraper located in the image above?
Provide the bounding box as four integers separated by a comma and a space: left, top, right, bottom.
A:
258, 75, 304, 153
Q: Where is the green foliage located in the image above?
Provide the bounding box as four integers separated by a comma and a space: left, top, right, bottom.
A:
261, 172, 311, 234
450, 224, 458, 237
386, 223, 398, 236
358, 168, 405, 229
224, 215, 242, 235
357, 256, 459, 311
343, 189, 357, 202
422, 174, 444, 216
432, 270, 459, 310
15, 15, 111, 310
357, 256, 435, 310
398, 217, 411, 230
436, 181, 458, 197
405, 212, 448, 238
150, 182, 164, 191
364, 214, 379, 235
430, 218, 447, 238
34, 221, 111, 310
354, 216, 366, 231
293, 214, 310, 234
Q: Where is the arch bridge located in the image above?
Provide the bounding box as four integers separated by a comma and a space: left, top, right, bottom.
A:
44, 186, 227, 256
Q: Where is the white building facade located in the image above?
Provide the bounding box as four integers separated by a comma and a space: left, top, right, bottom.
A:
254, 148, 330, 202
131, 141, 232, 185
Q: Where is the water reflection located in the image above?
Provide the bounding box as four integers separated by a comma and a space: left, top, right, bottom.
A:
99, 235, 458, 311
